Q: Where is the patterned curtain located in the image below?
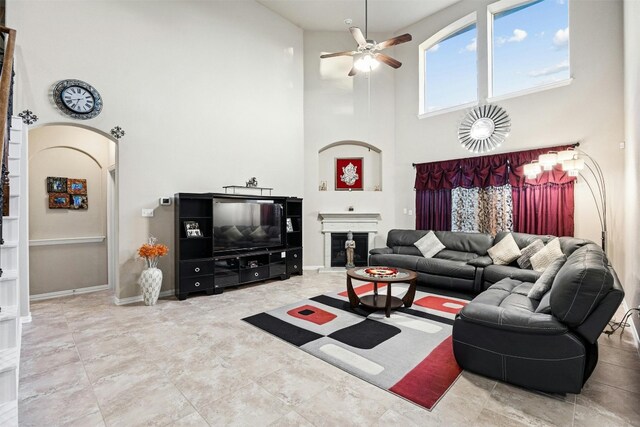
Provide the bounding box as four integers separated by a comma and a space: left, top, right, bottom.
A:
451, 184, 513, 235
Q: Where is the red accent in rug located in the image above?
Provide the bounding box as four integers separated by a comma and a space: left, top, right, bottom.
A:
286, 304, 337, 325
338, 282, 387, 297
389, 336, 462, 409
414, 295, 468, 314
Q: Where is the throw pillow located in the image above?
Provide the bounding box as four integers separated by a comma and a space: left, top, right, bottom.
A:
530, 237, 564, 272
223, 225, 243, 242
517, 239, 545, 269
528, 255, 567, 300
414, 231, 446, 258
250, 226, 268, 240
487, 233, 522, 265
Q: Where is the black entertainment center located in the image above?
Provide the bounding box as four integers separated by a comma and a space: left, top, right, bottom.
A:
174, 193, 302, 300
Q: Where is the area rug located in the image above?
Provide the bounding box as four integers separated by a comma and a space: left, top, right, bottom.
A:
243, 282, 470, 410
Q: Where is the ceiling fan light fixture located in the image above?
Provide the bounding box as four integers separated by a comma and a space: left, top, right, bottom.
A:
354, 53, 379, 72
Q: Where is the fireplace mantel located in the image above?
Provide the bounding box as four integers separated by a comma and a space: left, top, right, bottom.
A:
318, 212, 381, 272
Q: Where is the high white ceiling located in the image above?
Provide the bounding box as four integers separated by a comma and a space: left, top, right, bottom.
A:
257, 0, 461, 33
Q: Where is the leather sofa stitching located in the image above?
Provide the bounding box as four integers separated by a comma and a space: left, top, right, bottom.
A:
561, 247, 591, 322
453, 339, 585, 360
459, 313, 567, 331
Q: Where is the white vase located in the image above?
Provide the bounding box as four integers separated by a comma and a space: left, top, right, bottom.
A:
139, 267, 163, 306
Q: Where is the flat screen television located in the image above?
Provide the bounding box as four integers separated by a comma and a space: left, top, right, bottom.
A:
213, 197, 284, 253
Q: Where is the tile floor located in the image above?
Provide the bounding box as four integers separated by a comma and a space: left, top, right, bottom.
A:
19, 272, 640, 426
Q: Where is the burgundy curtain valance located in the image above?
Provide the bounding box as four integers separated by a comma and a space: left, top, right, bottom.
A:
414, 145, 575, 190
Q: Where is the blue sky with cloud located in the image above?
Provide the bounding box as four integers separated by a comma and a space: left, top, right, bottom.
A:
425, 0, 569, 111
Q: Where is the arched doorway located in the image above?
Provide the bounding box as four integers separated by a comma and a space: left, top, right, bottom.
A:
27, 124, 118, 300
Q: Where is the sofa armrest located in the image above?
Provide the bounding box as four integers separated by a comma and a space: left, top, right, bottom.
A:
458, 303, 568, 335
369, 247, 393, 255
467, 256, 493, 268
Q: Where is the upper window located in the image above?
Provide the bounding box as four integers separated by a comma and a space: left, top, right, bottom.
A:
489, 0, 570, 98
419, 14, 478, 115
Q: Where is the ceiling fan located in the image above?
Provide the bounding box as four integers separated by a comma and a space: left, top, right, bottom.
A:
320, 0, 412, 76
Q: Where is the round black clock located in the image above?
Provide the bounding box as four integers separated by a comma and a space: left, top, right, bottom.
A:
53, 79, 103, 120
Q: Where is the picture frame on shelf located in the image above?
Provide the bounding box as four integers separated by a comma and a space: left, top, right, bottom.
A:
69, 194, 88, 210
184, 220, 202, 237
335, 157, 363, 191
67, 178, 87, 195
46, 177, 67, 193
286, 218, 294, 232
48, 193, 70, 209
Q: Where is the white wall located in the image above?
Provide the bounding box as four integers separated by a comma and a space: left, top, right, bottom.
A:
9, 0, 304, 299
624, 0, 640, 336
303, 31, 396, 267
392, 0, 626, 274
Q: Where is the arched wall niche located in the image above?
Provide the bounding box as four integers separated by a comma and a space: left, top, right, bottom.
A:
318, 140, 383, 191
27, 123, 118, 297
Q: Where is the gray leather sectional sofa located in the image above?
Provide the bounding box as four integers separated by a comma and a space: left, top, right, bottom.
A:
369, 229, 624, 393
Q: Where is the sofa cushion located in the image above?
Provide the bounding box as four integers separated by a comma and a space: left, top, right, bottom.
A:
487, 233, 522, 265
535, 292, 552, 314
517, 239, 544, 269
434, 231, 494, 255
386, 229, 429, 248
393, 246, 423, 256
550, 244, 613, 327
494, 231, 591, 258
368, 253, 421, 271
369, 247, 392, 255
531, 238, 563, 272
415, 258, 476, 280
434, 249, 479, 262
528, 256, 567, 300
484, 265, 542, 284
414, 231, 446, 258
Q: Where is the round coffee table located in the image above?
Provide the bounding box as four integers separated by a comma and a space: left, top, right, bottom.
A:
346, 267, 418, 318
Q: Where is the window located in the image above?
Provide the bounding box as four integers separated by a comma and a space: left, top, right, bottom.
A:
419, 14, 478, 115
489, 0, 570, 98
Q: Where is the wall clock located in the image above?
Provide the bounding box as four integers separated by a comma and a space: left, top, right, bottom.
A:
52, 79, 103, 120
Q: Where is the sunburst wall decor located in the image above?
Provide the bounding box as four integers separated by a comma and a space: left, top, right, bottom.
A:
458, 104, 511, 153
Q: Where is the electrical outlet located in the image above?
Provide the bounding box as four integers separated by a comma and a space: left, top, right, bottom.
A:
142, 209, 154, 217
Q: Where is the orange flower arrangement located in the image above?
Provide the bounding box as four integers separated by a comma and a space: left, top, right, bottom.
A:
138, 236, 169, 268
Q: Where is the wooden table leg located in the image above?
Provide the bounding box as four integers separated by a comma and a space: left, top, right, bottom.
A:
402, 278, 418, 308
385, 282, 392, 318
346, 276, 359, 308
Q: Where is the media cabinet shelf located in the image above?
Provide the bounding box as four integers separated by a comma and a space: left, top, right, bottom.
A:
175, 193, 303, 300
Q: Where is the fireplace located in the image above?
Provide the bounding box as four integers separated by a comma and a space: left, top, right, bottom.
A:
318, 212, 381, 272
330, 233, 368, 267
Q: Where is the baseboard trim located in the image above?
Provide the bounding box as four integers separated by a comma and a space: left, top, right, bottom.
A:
622, 299, 640, 348
113, 290, 173, 306
30, 284, 109, 301
20, 313, 32, 323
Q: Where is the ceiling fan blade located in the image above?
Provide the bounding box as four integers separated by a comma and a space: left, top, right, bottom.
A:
376, 33, 412, 50
348, 67, 358, 77
350, 26, 368, 47
320, 50, 357, 59
375, 53, 402, 69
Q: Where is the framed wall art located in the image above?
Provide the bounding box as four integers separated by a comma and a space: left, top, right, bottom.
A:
184, 220, 202, 237
47, 177, 67, 193
49, 193, 70, 209
335, 157, 363, 191
69, 194, 88, 210
67, 178, 87, 195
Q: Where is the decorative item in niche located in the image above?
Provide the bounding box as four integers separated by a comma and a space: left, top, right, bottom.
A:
458, 104, 511, 153
319, 181, 327, 191
184, 220, 202, 237
47, 177, 67, 193
336, 157, 363, 191
49, 193, 70, 209
69, 195, 88, 210
246, 177, 258, 188
286, 218, 294, 233
67, 178, 87, 195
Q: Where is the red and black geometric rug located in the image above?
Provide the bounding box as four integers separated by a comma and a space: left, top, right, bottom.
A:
243, 282, 469, 410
